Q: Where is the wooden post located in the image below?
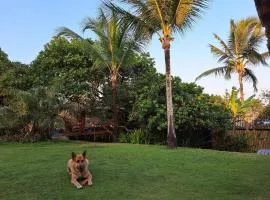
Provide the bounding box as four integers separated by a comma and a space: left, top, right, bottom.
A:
254, 0, 270, 52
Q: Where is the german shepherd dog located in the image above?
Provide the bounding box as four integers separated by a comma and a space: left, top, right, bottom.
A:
67, 151, 93, 189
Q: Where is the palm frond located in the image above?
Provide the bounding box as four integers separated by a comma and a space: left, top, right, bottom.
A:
104, 0, 209, 37
195, 66, 229, 81
170, 0, 209, 34
103, 1, 157, 38
79, 6, 145, 74
243, 68, 258, 92
213, 33, 233, 56
55, 27, 83, 40
228, 20, 236, 53
209, 44, 230, 62
233, 17, 259, 55
244, 49, 268, 66
224, 65, 234, 80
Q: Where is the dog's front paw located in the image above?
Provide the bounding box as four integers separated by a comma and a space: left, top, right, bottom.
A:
76, 184, 83, 189
88, 180, 93, 186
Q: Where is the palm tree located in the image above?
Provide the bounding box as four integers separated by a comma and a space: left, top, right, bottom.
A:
57, 9, 144, 139
105, 0, 209, 148
196, 17, 269, 101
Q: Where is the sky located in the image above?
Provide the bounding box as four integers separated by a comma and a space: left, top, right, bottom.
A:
0, 0, 269, 97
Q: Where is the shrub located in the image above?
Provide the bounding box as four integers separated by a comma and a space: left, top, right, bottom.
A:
119, 132, 130, 143
224, 134, 250, 152
129, 75, 232, 148
0, 88, 61, 141
119, 129, 150, 144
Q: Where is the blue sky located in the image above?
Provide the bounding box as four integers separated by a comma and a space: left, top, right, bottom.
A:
0, 0, 269, 97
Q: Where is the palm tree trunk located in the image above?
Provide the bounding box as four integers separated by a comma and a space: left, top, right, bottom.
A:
162, 37, 177, 149
111, 71, 118, 141
238, 73, 244, 102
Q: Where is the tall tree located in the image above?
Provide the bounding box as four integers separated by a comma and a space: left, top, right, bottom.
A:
0, 48, 16, 105
57, 8, 144, 139
105, 0, 209, 148
196, 17, 269, 101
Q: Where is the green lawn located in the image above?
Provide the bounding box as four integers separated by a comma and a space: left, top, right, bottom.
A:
1, 141, 270, 200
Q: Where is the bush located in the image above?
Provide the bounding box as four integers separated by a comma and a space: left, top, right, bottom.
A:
0, 88, 61, 141
119, 132, 130, 143
119, 129, 150, 144
224, 134, 250, 152
129, 75, 232, 148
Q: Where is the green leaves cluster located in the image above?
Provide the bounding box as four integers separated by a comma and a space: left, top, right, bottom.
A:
130, 74, 232, 147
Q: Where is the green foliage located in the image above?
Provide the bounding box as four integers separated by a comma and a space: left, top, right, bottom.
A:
101, 52, 158, 125
225, 87, 254, 118
105, 0, 209, 38
224, 87, 260, 119
119, 129, 150, 144
130, 74, 232, 147
0, 48, 12, 73
0, 62, 32, 91
0, 87, 62, 140
258, 104, 270, 119
29, 37, 107, 120
31, 37, 99, 98
224, 134, 250, 152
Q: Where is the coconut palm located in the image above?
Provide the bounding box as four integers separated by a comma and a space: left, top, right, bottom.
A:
57, 9, 145, 139
196, 17, 269, 101
105, 0, 209, 148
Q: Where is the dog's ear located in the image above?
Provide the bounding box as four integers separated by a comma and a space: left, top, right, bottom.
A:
82, 150, 87, 158
71, 152, 76, 160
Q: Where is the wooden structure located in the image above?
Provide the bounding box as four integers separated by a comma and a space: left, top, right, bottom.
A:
58, 111, 113, 141
254, 0, 270, 51
228, 117, 270, 151
234, 117, 270, 130
227, 130, 270, 152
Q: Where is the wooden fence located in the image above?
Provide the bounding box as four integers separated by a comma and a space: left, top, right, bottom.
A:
234, 117, 270, 130
227, 130, 270, 152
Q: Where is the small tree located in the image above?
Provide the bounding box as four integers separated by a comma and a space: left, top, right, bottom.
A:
224, 87, 257, 133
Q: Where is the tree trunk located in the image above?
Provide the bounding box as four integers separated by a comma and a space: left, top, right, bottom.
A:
239, 73, 244, 102
162, 36, 177, 149
111, 71, 118, 141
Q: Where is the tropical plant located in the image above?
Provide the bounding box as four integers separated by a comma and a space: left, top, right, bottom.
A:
31, 37, 100, 99
0, 48, 13, 105
0, 48, 12, 74
0, 87, 62, 140
0, 62, 32, 91
225, 87, 256, 118
119, 129, 150, 144
57, 8, 145, 139
130, 74, 231, 148
105, 0, 209, 148
224, 87, 258, 133
196, 17, 269, 101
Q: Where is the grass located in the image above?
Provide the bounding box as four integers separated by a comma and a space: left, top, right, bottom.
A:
1, 141, 270, 200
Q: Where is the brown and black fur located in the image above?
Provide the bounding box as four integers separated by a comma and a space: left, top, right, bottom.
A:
67, 151, 93, 189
